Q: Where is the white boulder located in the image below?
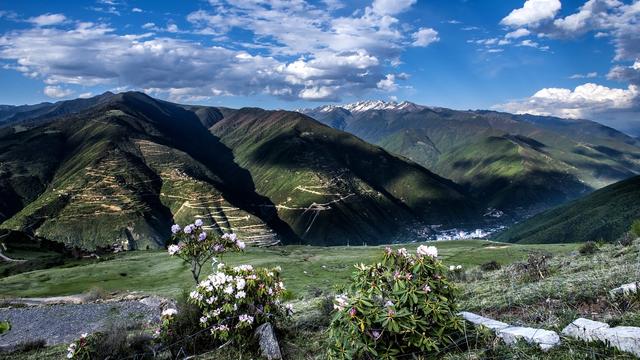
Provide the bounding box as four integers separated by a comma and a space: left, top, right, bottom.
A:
610, 282, 639, 296
598, 326, 640, 357
498, 326, 561, 351
459, 312, 509, 331
561, 318, 609, 342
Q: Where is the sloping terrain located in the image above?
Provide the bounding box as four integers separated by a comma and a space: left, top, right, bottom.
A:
496, 175, 640, 244
0, 93, 480, 249
211, 108, 480, 245
301, 102, 640, 215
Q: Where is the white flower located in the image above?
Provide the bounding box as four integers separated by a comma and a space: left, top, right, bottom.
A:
199, 315, 209, 324
224, 285, 234, 294
384, 300, 394, 307
239, 314, 254, 324
334, 294, 349, 311
222, 233, 237, 242
236, 240, 246, 249
198, 232, 207, 241
206, 296, 217, 304
171, 224, 181, 234
212, 308, 223, 317
167, 244, 180, 255
284, 304, 293, 315
456, 265, 462, 270
236, 278, 246, 290
184, 224, 194, 234
417, 245, 438, 258
81, 333, 88, 338
194, 219, 204, 227
162, 308, 178, 317
235, 290, 246, 299
423, 284, 431, 293
449, 265, 456, 271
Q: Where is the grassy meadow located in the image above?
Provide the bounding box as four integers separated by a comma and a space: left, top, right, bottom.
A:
0, 240, 578, 299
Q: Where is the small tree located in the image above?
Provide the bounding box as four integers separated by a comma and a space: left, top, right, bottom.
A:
168, 219, 245, 284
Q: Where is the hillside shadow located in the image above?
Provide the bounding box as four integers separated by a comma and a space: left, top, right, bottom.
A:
111, 92, 299, 244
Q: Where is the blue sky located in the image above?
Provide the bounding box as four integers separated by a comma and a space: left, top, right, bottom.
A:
0, 0, 638, 132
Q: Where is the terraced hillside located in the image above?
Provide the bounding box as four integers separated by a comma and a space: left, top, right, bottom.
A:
302, 103, 640, 214
0, 93, 480, 249
211, 109, 479, 245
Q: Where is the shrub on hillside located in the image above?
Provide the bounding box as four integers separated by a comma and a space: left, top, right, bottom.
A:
187, 263, 291, 345
328, 245, 463, 359
67, 327, 129, 360
579, 241, 598, 255
0, 320, 10, 335
619, 232, 634, 247
630, 219, 640, 239
156, 293, 212, 357
480, 260, 501, 271
512, 251, 551, 282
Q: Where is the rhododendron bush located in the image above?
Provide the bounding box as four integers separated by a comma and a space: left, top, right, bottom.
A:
328, 245, 463, 359
188, 263, 291, 343
168, 219, 245, 284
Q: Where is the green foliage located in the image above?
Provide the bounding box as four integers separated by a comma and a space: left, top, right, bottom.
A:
0, 321, 11, 334
156, 292, 212, 358
498, 175, 640, 244
511, 251, 552, 282
328, 246, 462, 359
480, 260, 501, 271
630, 219, 640, 238
578, 241, 598, 255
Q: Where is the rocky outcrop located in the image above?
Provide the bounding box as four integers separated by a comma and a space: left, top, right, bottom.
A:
255, 322, 282, 360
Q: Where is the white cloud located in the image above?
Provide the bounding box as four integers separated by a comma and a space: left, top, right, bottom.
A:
570, 72, 598, 79
44, 85, 74, 98
132, 8, 143, 13
411, 28, 439, 47
634, 60, 640, 71
371, 0, 416, 15
505, 28, 531, 39
496, 83, 639, 119
500, 0, 561, 27
78, 92, 93, 98
518, 39, 550, 51
377, 74, 398, 91
27, 13, 66, 27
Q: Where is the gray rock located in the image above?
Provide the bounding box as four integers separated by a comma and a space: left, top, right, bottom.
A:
498, 326, 560, 351
597, 326, 640, 357
459, 312, 510, 331
610, 282, 639, 296
561, 318, 609, 342
255, 322, 282, 360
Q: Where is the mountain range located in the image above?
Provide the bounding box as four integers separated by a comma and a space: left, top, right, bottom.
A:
0, 92, 479, 249
2, 94, 639, 250
301, 101, 640, 214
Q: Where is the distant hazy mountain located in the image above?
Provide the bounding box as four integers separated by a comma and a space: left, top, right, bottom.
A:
300, 101, 640, 215
496, 175, 640, 244
0, 92, 480, 249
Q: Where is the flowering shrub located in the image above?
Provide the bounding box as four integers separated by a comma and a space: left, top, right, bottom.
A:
155, 308, 179, 345
188, 263, 291, 344
168, 219, 245, 284
67, 332, 106, 359
328, 245, 462, 359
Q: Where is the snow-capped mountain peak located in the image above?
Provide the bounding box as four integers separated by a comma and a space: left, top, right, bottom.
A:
298, 100, 425, 114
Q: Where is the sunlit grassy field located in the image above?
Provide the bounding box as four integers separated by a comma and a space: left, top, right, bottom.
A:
0, 240, 578, 299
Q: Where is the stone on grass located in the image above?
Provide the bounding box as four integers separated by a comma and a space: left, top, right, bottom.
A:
497, 326, 560, 351
596, 326, 640, 357
561, 318, 609, 342
254, 322, 282, 360
459, 312, 509, 331
610, 282, 638, 297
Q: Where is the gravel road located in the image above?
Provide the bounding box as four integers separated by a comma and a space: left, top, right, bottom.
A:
0, 301, 160, 350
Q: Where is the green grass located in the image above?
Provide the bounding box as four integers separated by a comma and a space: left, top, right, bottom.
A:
0, 240, 578, 299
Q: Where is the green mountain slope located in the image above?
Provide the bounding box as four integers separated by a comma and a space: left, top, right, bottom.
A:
302, 104, 640, 215
211, 109, 480, 245
0, 93, 481, 249
495, 175, 640, 244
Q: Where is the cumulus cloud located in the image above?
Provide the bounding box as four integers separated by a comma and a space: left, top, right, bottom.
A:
496, 83, 639, 119
411, 28, 439, 47
371, 0, 417, 16
505, 28, 531, 39
500, 0, 561, 27
0, 0, 431, 102
27, 13, 66, 27
44, 85, 74, 98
